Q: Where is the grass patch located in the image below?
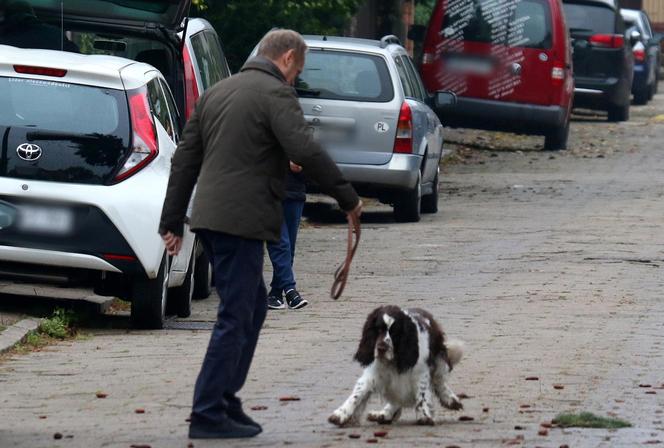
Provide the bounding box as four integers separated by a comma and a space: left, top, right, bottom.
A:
553, 412, 632, 429
0, 324, 6, 333
9, 308, 79, 353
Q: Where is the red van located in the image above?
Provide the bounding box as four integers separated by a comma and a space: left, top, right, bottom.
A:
418, 0, 574, 150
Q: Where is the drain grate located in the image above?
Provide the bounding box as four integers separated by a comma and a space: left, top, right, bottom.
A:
165, 320, 214, 331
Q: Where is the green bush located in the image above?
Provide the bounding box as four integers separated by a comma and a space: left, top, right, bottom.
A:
38, 308, 76, 340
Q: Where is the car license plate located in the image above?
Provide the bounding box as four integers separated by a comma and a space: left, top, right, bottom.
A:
445, 57, 493, 75
308, 125, 350, 144
17, 205, 74, 235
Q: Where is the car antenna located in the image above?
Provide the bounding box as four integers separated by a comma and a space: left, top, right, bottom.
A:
60, 1, 64, 51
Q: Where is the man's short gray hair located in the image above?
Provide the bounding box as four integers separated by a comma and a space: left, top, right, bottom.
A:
257, 29, 307, 61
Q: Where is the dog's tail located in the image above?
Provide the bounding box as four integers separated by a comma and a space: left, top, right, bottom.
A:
445, 339, 464, 367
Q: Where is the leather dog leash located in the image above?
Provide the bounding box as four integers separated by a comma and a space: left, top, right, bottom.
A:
331, 213, 361, 300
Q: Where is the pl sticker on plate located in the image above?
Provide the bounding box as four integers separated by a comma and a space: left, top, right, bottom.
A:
374, 122, 390, 133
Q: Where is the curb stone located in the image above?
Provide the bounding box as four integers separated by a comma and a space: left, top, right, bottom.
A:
0, 319, 40, 353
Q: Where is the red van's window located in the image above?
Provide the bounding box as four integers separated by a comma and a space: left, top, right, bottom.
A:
440, 0, 552, 49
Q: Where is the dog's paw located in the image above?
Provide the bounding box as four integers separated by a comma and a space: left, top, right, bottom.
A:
445, 397, 463, 411
416, 416, 435, 426
367, 412, 393, 424
328, 411, 348, 427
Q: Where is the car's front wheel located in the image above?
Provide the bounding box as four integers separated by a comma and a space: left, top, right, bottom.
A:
394, 171, 421, 223
167, 252, 195, 318
130, 254, 168, 329
193, 248, 212, 301
607, 103, 629, 122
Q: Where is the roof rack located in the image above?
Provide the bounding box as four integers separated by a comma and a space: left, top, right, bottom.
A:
379, 35, 401, 48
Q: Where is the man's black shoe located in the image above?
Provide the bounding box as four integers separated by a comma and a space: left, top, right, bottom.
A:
285, 289, 308, 309
188, 417, 261, 439
228, 406, 262, 430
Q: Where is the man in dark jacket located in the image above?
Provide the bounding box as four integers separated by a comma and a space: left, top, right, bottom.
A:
159, 29, 361, 440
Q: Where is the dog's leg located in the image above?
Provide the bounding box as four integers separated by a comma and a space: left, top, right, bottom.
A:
367, 402, 402, 424
328, 369, 376, 427
414, 370, 435, 425
432, 361, 463, 411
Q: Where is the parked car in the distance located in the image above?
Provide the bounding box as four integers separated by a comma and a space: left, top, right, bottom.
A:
0, 47, 197, 329
417, 0, 574, 150
621, 8, 660, 105
562, 0, 634, 121
251, 35, 456, 222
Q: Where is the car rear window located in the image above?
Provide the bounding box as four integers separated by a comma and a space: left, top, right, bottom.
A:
563, 3, 616, 34
440, 0, 552, 49
296, 50, 394, 102
0, 77, 125, 135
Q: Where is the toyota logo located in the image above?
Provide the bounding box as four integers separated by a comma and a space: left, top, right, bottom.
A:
16, 143, 42, 161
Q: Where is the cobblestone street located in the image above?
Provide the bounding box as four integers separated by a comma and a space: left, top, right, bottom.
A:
2, 88, 664, 447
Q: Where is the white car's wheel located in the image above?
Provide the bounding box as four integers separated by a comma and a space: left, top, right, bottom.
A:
130, 254, 168, 329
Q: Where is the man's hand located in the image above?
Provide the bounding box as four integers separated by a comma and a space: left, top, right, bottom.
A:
162, 231, 183, 256
290, 161, 303, 173
347, 200, 363, 224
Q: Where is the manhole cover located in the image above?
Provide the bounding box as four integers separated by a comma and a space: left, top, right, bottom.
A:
164, 320, 214, 331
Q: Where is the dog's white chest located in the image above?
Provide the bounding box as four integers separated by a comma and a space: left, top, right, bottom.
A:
380, 371, 421, 407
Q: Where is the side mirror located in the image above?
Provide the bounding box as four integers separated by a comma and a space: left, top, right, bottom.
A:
434, 91, 457, 109
408, 24, 426, 43
629, 29, 642, 46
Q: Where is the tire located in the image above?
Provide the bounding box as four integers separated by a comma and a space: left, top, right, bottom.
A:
607, 103, 629, 122
193, 249, 212, 300
634, 88, 649, 105
543, 120, 570, 151
167, 252, 195, 318
421, 168, 439, 214
393, 171, 421, 223
130, 254, 168, 329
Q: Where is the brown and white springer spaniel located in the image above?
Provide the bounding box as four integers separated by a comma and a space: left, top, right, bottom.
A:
328, 305, 464, 427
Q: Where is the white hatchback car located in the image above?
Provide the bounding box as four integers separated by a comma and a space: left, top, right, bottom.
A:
0, 46, 200, 329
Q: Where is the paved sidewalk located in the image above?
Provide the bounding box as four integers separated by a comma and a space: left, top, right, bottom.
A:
2, 92, 664, 447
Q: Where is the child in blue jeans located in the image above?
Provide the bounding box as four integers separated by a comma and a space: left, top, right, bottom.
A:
267, 163, 308, 310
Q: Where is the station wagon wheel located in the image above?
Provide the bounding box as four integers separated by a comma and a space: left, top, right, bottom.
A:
167, 251, 195, 318
421, 167, 439, 214
130, 253, 169, 329
394, 171, 422, 223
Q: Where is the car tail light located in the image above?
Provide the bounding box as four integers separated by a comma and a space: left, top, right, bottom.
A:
633, 47, 646, 62
114, 87, 158, 183
14, 65, 66, 77
589, 34, 624, 49
551, 63, 565, 87
183, 45, 200, 120
393, 102, 413, 154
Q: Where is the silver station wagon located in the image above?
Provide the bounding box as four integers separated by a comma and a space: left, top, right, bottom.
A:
297, 35, 455, 222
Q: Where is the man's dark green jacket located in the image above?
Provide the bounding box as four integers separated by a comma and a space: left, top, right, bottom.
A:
159, 56, 359, 242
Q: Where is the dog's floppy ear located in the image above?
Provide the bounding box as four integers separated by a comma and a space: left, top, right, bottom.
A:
354, 307, 383, 366
393, 311, 419, 373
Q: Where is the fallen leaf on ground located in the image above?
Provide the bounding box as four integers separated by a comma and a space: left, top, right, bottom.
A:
540, 422, 553, 428
514, 425, 525, 430
251, 405, 268, 411
553, 384, 565, 390
525, 376, 539, 381
349, 434, 361, 439
483, 407, 490, 413
95, 392, 108, 399
38, 416, 47, 419
459, 416, 474, 421
640, 384, 653, 388
279, 396, 301, 401
458, 393, 471, 399
519, 404, 531, 409
134, 408, 145, 414
129, 445, 151, 448
53, 433, 63, 440
538, 429, 549, 436
374, 431, 388, 437
366, 439, 378, 444
646, 391, 657, 395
